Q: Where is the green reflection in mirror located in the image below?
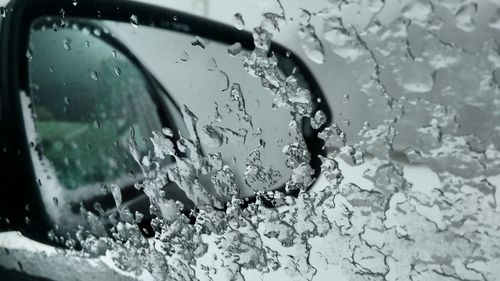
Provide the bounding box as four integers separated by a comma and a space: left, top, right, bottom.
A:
29, 19, 162, 190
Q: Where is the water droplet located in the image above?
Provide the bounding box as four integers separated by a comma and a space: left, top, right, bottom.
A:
173, 15, 177, 21
110, 184, 122, 207
489, 14, 500, 31
72, 0, 77, 6
82, 27, 90, 35
297, 9, 325, 64
233, 13, 245, 30
207, 56, 218, 71
53, 197, 59, 206
311, 110, 326, 129
339, 145, 364, 165
219, 70, 230, 91
26, 49, 33, 60
130, 14, 139, 28
227, 42, 242, 56
94, 120, 101, 129
85, 41, 90, 47
114, 66, 122, 76
180, 51, 189, 61
0, 7, 6, 18
319, 156, 343, 186
394, 63, 433, 93
191, 36, 206, 49
63, 39, 71, 50
343, 94, 350, 103
90, 71, 99, 80
318, 124, 346, 148
162, 128, 173, 137
455, 3, 477, 32
200, 125, 224, 148
112, 50, 117, 58
64, 96, 70, 104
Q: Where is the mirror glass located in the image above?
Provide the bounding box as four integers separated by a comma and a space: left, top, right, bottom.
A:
27, 17, 319, 213
29, 20, 163, 193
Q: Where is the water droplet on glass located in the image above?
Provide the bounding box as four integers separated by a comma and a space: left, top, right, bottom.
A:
114, 66, 122, 76
343, 94, 349, 103
490, 13, 500, 31
94, 120, 101, 129
319, 156, 343, 186
90, 71, 99, 80
200, 125, 224, 148
72, 0, 77, 6
53, 197, 59, 206
92, 28, 101, 37
394, 63, 433, 93
250, 99, 259, 110
82, 27, 90, 35
112, 50, 117, 58
219, 70, 230, 91
191, 36, 206, 49
318, 124, 346, 148
227, 42, 242, 56
297, 9, 325, 64
130, 14, 139, 28
180, 51, 189, 61
110, 184, 122, 207
63, 39, 71, 50
64, 96, 70, 105
26, 49, 33, 60
162, 128, 173, 137
173, 15, 177, 21
455, 3, 477, 32
85, 41, 90, 47
311, 110, 326, 129
0, 7, 6, 18
233, 13, 245, 30
207, 56, 218, 71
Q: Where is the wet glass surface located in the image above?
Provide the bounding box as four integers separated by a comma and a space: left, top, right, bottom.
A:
1, 0, 500, 280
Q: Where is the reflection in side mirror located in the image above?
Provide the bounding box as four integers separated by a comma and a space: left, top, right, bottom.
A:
24, 15, 329, 233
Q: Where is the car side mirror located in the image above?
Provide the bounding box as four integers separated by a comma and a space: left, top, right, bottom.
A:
0, 0, 330, 243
